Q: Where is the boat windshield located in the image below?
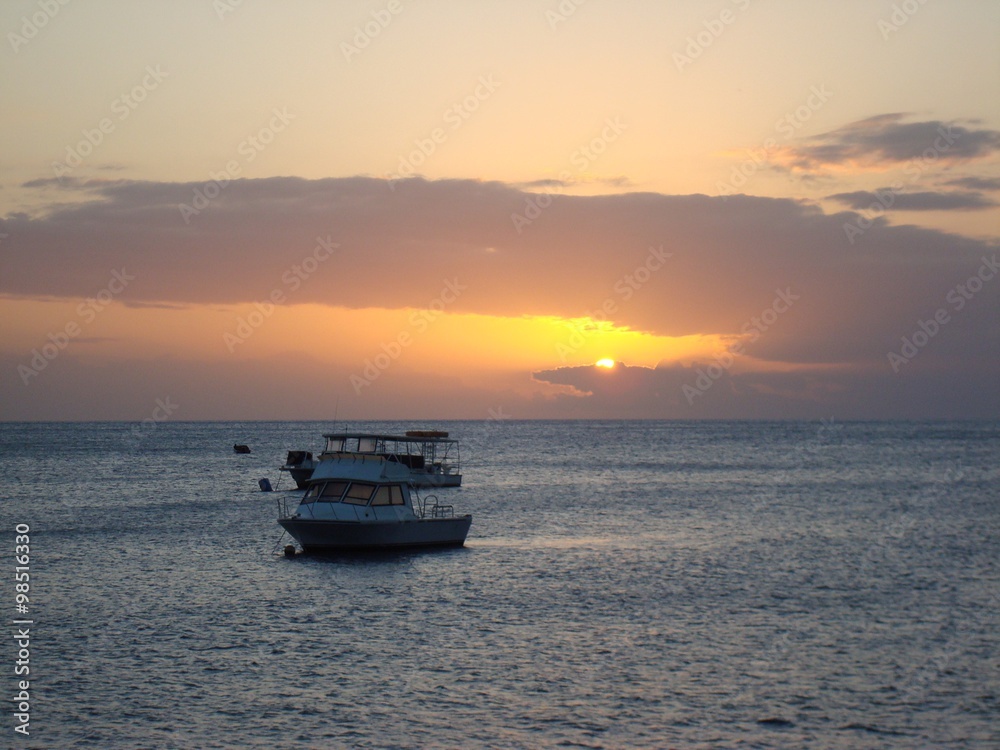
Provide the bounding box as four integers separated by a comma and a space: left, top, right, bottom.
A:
371, 484, 406, 506
321, 481, 348, 498
343, 482, 376, 505
304, 481, 348, 501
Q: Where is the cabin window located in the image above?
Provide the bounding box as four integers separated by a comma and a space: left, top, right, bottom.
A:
371, 486, 391, 506
358, 437, 376, 453
325, 438, 345, 452
343, 482, 376, 505
389, 485, 405, 505
304, 484, 322, 499
321, 481, 348, 500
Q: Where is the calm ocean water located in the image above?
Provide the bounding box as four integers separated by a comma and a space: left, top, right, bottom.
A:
1, 420, 997, 749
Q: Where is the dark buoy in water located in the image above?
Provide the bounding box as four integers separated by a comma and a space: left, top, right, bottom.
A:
234, 444, 251, 454
283, 545, 297, 558
259, 478, 273, 492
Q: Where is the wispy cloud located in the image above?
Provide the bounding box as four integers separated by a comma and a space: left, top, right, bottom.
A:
21, 176, 128, 191
827, 189, 997, 211
772, 114, 1000, 174
942, 176, 1000, 192
512, 175, 634, 190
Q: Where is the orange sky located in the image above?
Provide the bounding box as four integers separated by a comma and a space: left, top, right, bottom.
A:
2, 1, 998, 419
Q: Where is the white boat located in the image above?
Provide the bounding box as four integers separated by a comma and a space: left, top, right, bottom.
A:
278, 430, 462, 490
277, 453, 471, 552
278, 450, 317, 489
287, 430, 462, 488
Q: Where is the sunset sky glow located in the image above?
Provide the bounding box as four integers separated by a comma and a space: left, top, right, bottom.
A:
2, 0, 998, 420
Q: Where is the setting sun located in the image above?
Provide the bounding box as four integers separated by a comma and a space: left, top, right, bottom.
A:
595, 358, 616, 368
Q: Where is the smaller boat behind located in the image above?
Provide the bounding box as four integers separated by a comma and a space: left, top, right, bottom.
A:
278, 450, 317, 489
278, 430, 463, 489
277, 453, 471, 552
322, 431, 462, 487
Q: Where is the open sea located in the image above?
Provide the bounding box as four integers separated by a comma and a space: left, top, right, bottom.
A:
1, 420, 997, 749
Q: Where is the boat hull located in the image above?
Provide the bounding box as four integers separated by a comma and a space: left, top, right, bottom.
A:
409, 473, 462, 488
279, 516, 472, 552
286, 461, 459, 488
286, 466, 314, 489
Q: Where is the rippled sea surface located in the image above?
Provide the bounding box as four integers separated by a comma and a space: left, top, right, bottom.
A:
1, 420, 998, 749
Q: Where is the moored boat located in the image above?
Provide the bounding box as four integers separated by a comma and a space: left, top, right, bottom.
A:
281, 430, 462, 489
277, 453, 471, 552
278, 450, 317, 489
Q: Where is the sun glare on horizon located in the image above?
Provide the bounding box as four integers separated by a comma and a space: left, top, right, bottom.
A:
595, 358, 616, 368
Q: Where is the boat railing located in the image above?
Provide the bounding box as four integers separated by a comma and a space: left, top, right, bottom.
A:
416, 493, 455, 519
276, 494, 316, 520
429, 503, 455, 518
276, 495, 294, 519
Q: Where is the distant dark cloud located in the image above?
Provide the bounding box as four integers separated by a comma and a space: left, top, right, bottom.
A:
513, 175, 633, 190
533, 362, 673, 401
776, 114, 1000, 173
21, 177, 77, 189
21, 176, 126, 190
530, 360, 1000, 419
514, 178, 569, 189
827, 189, 997, 211
943, 176, 1000, 192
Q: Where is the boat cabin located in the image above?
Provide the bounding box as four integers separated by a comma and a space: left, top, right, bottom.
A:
298, 478, 416, 522
288, 454, 455, 524
320, 431, 461, 486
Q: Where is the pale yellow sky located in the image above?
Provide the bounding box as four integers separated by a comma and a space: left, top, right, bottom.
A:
4, 1, 998, 209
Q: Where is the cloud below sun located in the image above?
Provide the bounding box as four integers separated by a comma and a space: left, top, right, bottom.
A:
1, 170, 997, 419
